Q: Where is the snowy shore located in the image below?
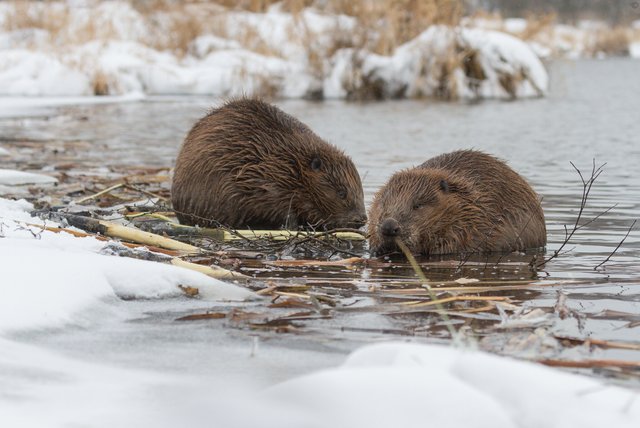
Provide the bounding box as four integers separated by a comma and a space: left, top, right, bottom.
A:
1, 192, 639, 426
0, 1, 551, 99
0, 197, 254, 333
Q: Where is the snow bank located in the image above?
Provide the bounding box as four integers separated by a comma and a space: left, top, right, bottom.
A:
325, 26, 547, 100
0, 197, 254, 333
265, 342, 640, 428
2, 339, 638, 428
467, 16, 640, 60
463, 28, 549, 97
0, 168, 57, 185
0, 2, 547, 100
0, 49, 91, 96
0, 336, 179, 427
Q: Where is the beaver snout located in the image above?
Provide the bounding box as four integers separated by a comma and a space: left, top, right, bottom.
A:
350, 213, 367, 228
380, 218, 401, 237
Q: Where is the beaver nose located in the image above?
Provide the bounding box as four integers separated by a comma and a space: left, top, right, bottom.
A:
352, 213, 367, 228
380, 218, 401, 237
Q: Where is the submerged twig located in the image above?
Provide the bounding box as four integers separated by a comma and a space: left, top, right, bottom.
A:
394, 237, 458, 340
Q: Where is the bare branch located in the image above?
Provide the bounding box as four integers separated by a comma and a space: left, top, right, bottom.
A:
594, 220, 637, 271
537, 159, 607, 269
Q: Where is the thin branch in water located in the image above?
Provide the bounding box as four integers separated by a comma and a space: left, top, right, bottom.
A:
575, 203, 617, 231
394, 237, 459, 341
594, 219, 637, 271
537, 160, 606, 269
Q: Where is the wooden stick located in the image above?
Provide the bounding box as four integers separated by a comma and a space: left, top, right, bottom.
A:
75, 183, 124, 204
57, 213, 201, 254
401, 295, 510, 308
170, 258, 248, 280
25, 222, 243, 280
225, 229, 365, 241
25, 223, 181, 256
124, 214, 366, 241
268, 257, 364, 267
539, 359, 640, 369
555, 335, 640, 351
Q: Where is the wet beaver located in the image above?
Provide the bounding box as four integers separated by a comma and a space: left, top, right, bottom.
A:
171, 98, 367, 229
368, 150, 546, 255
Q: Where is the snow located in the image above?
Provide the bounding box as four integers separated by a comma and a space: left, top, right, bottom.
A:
1, 336, 639, 428
0, 49, 92, 96
462, 28, 549, 97
503, 18, 528, 34
0, 92, 145, 117
266, 342, 640, 428
630, 42, 640, 58
0, 168, 57, 185
0, 197, 255, 333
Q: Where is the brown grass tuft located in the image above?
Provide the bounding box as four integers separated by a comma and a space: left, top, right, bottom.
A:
519, 12, 556, 40
326, 0, 463, 55
587, 26, 631, 57
92, 70, 111, 96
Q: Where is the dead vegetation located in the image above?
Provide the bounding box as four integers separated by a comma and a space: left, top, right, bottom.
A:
586, 26, 632, 57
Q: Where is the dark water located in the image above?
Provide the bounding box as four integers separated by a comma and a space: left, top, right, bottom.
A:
2, 59, 640, 383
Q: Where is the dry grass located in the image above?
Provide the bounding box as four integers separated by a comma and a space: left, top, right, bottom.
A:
2, 0, 70, 36
160, 13, 204, 56
519, 12, 556, 40
1, 0, 463, 56
92, 70, 111, 96
587, 26, 631, 57
325, 0, 463, 55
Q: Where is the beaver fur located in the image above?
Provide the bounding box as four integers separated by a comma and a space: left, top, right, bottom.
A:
171, 98, 367, 229
368, 150, 546, 255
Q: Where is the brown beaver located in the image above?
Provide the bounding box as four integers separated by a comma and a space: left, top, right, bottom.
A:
171, 98, 367, 229
368, 150, 546, 255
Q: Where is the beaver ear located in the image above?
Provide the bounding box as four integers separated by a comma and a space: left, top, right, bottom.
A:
310, 157, 322, 171
440, 179, 449, 192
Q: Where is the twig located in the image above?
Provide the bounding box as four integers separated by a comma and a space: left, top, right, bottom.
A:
170, 258, 248, 280
594, 219, 637, 271
539, 359, 640, 369
75, 183, 124, 204
124, 184, 168, 201
537, 160, 606, 269
394, 237, 458, 340
400, 295, 510, 308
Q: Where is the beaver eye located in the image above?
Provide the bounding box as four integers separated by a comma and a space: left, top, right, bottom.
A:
337, 189, 347, 199
412, 202, 425, 210
440, 180, 449, 192
310, 157, 322, 171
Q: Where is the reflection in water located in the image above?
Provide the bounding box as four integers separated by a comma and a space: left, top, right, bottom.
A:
1, 59, 639, 382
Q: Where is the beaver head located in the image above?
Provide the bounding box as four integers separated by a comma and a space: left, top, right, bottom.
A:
284, 144, 367, 229
368, 168, 491, 255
